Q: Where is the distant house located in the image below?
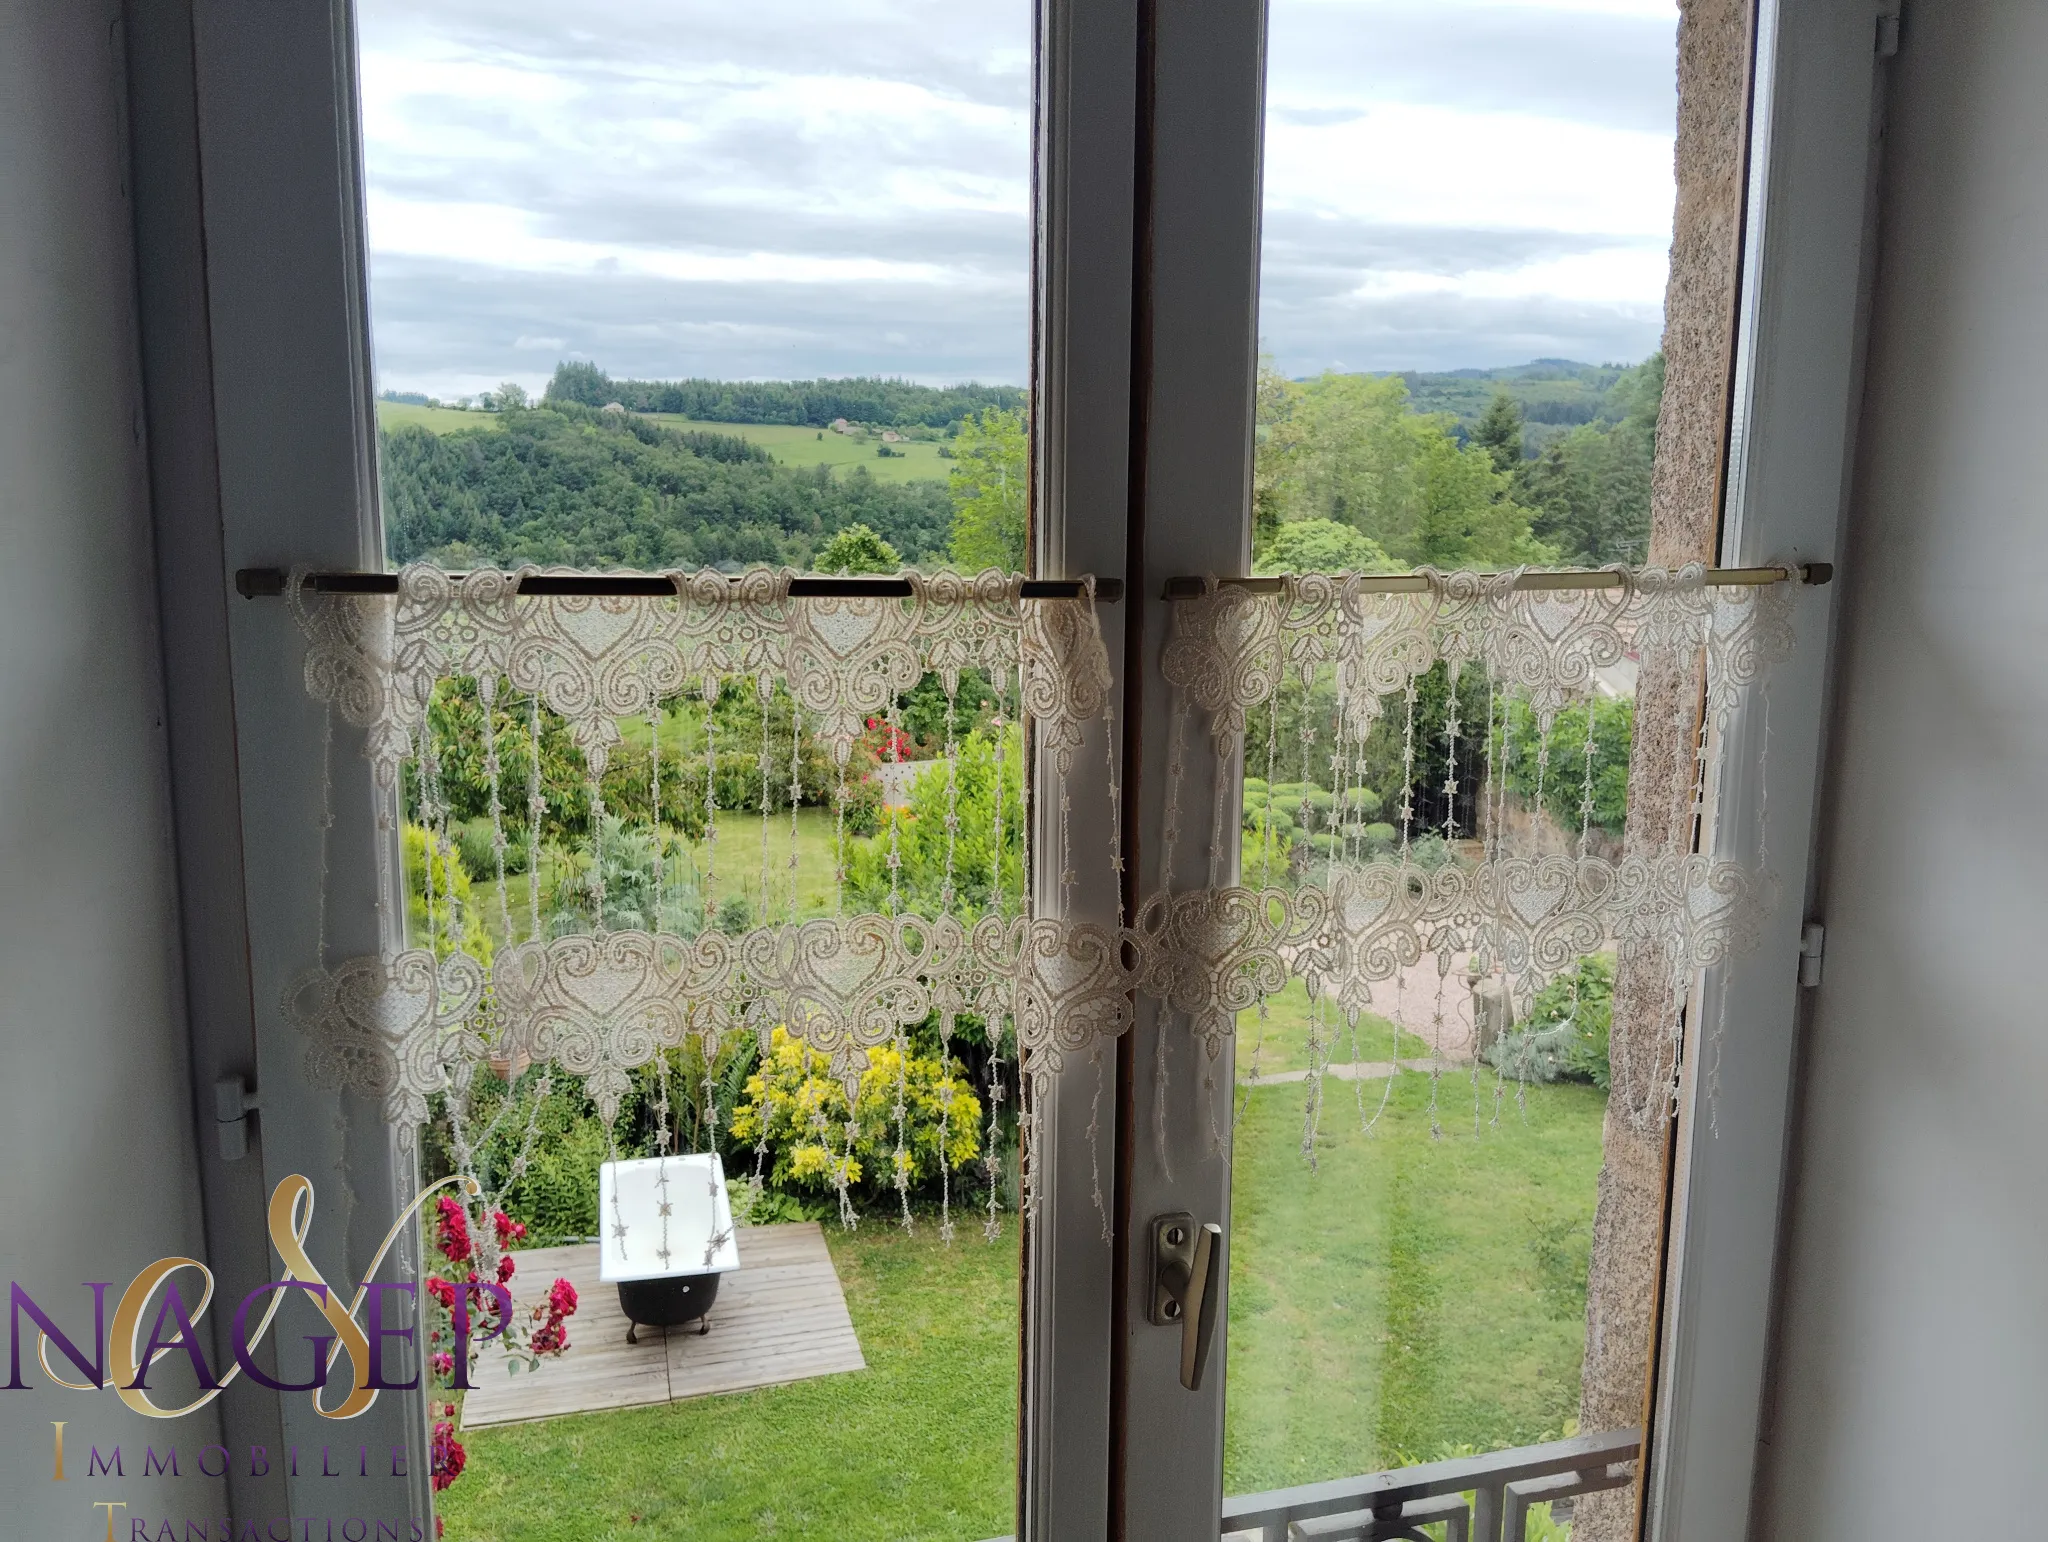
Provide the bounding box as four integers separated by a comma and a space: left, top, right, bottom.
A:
602, 401, 626, 414
830, 418, 853, 433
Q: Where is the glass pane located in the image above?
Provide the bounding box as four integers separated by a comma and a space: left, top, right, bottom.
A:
1230, 0, 1677, 1533
354, 5, 1033, 1538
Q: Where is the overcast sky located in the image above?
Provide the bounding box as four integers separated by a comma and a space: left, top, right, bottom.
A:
357, 0, 1676, 399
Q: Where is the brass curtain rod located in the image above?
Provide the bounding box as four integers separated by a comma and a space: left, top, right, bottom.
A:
1159, 563, 1831, 601
235, 568, 1123, 602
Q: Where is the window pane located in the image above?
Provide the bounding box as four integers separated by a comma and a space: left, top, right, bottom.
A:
355, 6, 1031, 1538
1230, 0, 1677, 1522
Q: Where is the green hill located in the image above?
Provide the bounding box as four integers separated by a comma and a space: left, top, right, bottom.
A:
379, 400, 951, 571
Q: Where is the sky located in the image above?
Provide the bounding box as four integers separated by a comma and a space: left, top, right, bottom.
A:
356, 0, 1677, 400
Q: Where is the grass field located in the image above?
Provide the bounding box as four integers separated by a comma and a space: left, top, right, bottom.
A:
435, 1047, 1603, 1539
378, 400, 500, 434
641, 416, 952, 485
474, 806, 866, 953
372, 401, 952, 487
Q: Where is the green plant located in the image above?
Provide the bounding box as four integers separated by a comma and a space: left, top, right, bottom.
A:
844, 726, 1024, 917
729, 1027, 981, 1199
404, 824, 493, 964
1496, 696, 1634, 837
1483, 954, 1614, 1089
726, 1176, 833, 1224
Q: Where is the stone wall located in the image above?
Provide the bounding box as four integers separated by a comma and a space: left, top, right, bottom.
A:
1573, 0, 1754, 1536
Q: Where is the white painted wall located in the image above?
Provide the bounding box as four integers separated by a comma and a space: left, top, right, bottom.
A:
0, 0, 227, 1532
1754, 1, 2048, 1533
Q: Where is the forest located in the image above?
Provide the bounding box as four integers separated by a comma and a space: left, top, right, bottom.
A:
378, 355, 1659, 576
543, 360, 1026, 429
381, 399, 954, 570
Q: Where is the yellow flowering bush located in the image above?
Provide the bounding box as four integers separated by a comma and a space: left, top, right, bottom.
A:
730, 1027, 982, 1197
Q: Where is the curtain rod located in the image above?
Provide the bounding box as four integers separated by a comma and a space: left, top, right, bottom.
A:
235, 568, 1123, 602
1158, 563, 1831, 600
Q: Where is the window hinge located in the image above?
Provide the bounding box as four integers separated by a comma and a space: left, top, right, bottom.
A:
1876, 10, 1901, 57
1798, 923, 1826, 988
215, 1075, 262, 1162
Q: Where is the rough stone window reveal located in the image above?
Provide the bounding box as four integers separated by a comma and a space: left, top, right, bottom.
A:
285, 565, 1123, 1239
1151, 565, 1791, 1147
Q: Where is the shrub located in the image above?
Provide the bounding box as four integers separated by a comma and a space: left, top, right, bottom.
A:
729, 1027, 981, 1199
404, 825, 493, 964
845, 726, 1024, 917
498, 1106, 610, 1244
1483, 953, 1614, 1088
453, 815, 529, 881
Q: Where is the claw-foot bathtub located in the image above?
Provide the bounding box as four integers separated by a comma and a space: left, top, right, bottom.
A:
598, 1153, 741, 1343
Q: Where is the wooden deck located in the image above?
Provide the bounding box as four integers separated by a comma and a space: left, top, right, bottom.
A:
459, 1222, 866, 1427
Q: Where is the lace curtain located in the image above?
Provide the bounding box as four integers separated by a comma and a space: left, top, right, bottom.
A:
283, 562, 1788, 1230
286, 565, 1124, 1235
1149, 565, 1791, 1140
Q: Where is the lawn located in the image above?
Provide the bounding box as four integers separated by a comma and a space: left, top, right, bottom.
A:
474, 806, 890, 953
1232, 977, 1432, 1078
434, 1046, 1605, 1538
1224, 1070, 1605, 1494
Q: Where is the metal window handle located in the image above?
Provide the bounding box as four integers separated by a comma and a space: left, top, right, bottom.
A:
1149, 1213, 1224, 1391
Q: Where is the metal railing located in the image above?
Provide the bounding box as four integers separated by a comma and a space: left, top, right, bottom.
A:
1219, 1428, 1641, 1542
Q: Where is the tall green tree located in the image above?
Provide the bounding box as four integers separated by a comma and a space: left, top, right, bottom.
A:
1472, 391, 1525, 474
1255, 371, 1550, 569
1516, 353, 1662, 566
948, 407, 1028, 572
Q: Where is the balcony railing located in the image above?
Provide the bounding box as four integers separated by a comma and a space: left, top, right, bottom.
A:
1219, 1428, 1641, 1542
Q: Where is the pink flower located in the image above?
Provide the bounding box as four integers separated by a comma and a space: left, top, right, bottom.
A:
433, 1197, 473, 1264
547, 1278, 579, 1317
430, 1352, 454, 1379
492, 1210, 526, 1245
531, 1320, 567, 1356
429, 1422, 466, 1492
426, 1277, 456, 1310
496, 1254, 517, 1285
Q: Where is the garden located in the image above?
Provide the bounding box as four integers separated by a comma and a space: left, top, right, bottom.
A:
403, 659, 1622, 1540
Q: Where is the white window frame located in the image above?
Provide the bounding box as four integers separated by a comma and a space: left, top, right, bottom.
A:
1646, 2, 1892, 1535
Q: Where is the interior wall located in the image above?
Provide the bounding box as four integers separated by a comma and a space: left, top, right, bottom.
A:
1755, 1, 2048, 1533
0, 0, 226, 1530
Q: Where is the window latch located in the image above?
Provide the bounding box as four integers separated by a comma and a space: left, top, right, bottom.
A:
1798, 923, 1826, 988
1149, 1213, 1223, 1391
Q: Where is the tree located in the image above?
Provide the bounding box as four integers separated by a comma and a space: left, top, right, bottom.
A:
1253, 371, 1548, 569
1409, 429, 1554, 569
1472, 391, 1525, 474
813, 522, 902, 575
1516, 353, 1661, 566
481, 381, 529, 412
948, 407, 1028, 571
1252, 518, 1400, 575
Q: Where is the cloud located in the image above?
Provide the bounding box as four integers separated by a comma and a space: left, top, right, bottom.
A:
365, 256, 1027, 400
356, 0, 1675, 394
